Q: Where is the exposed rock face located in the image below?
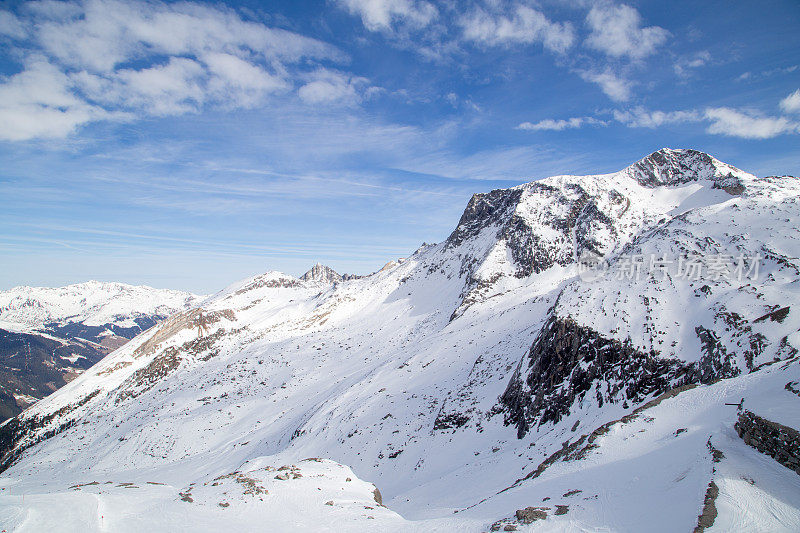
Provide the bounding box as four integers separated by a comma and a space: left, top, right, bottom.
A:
499, 315, 693, 438
447, 179, 632, 321
234, 273, 301, 294
444, 149, 751, 322
497, 183, 590, 278
445, 187, 524, 249
447, 182, 625, 280
735, 410, 800, 475
694, 326, 741, 381
488, 153, 795, 439
694, 481, 719, 532
499, 305, 772, 438
515, 506, 547, 523
300, 263, 343, 284
625, 148, 745, 193
0, 389, 99, 471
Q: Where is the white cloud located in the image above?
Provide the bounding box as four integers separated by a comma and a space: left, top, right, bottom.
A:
517, 116, 605, 131
337, 0, 437, 32
609, 102, 800, 139
704, 107, 799, 139
0, 11, 28, 39
73, 58, 206, 117
203, 53, 290, 109
33, 0, 341, 73
736, 65, 797, 83
585, 4, 669, 60
674, 50, 710, 76
780, 89, 800, 114
460, 4, 575, 53
73, 53, 291, 116
578, 69, 632, 101
298, 70, 371, 106
0, 58, 118, 141
614, 107, 701, 128
115, 58, 207, 116
0, 0, 350, 141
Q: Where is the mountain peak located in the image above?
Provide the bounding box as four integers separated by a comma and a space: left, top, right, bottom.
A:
624, 147, 747, 191
300, 263, 343, 284
445, 148, 749, 253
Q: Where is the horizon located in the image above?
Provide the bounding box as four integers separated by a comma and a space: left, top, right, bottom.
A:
0, 145, 787, 295
1, 0, 799, 293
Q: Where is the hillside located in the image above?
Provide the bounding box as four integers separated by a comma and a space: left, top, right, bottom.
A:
0, 282, 200, 420
0, 149, 798, 531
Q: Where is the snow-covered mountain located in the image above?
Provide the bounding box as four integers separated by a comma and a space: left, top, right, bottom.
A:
0, 281, 199, 332
300, 263, 344, 284
1, 149, 798, 532
0, 281, 200, 420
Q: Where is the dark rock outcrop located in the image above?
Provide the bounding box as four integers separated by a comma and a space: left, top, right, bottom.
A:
234, 274, 301, 294
515, 506, 547, 523
0, 389, 100, 473
735, 410, 800, 475
626, 148, 744, 193
300, 263, 343, 284
694, 481, 719, 532
694, 326, 741, 381
445, 188, 524, 248
501, 315, 790, 436
498, 314, 736, 438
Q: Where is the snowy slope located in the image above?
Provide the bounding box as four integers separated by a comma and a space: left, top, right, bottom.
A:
0, 282, 201, 420
0, 149, 798, 531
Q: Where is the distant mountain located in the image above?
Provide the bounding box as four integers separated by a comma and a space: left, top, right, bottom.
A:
0, 149, 798, 531
299, 263, 366, 284
0, 281, 200, 420
299, 263, 344, 284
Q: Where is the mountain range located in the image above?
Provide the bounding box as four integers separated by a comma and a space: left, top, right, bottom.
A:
0, 282, 200, 421
0, 148, 798, 532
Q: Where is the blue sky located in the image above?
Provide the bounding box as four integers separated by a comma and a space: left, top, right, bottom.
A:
0, 0, 798, 294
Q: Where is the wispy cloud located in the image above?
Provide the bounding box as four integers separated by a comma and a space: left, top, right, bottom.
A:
0, 57, 126, 140
517, 116, 606, 131
335, 1, 577, 60
674, 50, 710, 77
334, 1, 675, 103
613, 107, 701, 128
396, 145, 600, 182
611, 103, 799, 139
611, 89, 800, 138
736, 65, 797, 82
519, 98, 800, 140
0, 226, 412, 259
0, 10, 28, 39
